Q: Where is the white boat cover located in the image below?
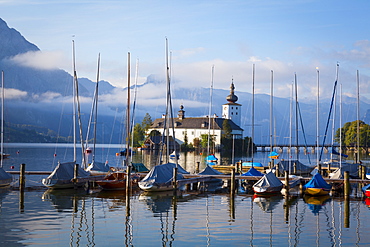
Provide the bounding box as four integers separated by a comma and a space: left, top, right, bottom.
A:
253, 171, 283, 193
46, 162, 90, 180
329, 164, 359, 179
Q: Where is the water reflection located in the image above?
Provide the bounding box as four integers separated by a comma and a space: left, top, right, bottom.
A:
303, 195, 331, 215
253, 194, 283, 213
42, 189, 96, 246
42, 188, 88, 212
139, 191, 177, 246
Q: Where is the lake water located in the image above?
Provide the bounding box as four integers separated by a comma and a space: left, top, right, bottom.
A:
1, 144, 370, 246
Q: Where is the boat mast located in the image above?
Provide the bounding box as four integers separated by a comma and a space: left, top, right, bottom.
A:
207, 65, 214, 156
85, 53, 100, 164
126, 52, 131, 167
356, 70, 360, 163
294, 73, 298, 160
316, 68, 320, 165
319, 64, 339, 162
92, 54, 100, 164
72, 40, 77, 163
340, 84, 342, 168
165, 40, 170, 162
1, 71, 4, 168
251, 64, 255, 163
72, 41, 86, 168
270, 70, 273, 153
130, 58, 139, 161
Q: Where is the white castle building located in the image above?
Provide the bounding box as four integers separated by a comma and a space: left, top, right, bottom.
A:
146, 81, 243, 148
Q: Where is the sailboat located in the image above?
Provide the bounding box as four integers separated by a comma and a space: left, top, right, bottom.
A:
139, 39, 189, 192
42, 41, 91, 189
0, 71, 11, 187
303, 172, 332, 196
85, 54, 111, 175
96, 52, 140, 190
252, 171, 283, 195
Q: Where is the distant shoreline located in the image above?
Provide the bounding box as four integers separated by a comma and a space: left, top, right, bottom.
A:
3, 143, 125, 148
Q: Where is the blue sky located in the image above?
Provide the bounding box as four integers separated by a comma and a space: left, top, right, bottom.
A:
1, 0, 370, 104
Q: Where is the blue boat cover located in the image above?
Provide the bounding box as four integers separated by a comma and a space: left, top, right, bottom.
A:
205, 154, 218, 162
242, 162, 264, 167
332, 148, 348, 158
140, 162, 189, 186
0, 167, 11, 181
303, 172, 331, 190
268, 151, 280, 159
132, 163, 149, 172
86, 161, 111, 172
46, 162, 90, 180
198, 165, 223, 175
277, 160, 314, 174
242, 167, 264, 176
362, 183, 370, 193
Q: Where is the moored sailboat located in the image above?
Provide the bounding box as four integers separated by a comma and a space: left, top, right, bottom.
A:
42, 41, 91, 189
138, 163, 189, 192
139, 39, 188, 192
303, 172, 332, 196
42, 162, 90, 189
253, 171, 283, 195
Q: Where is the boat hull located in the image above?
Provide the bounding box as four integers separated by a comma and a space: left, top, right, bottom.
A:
42, 178, 85, 189
364, 189, 370, 198
253, 185, 283, 195
96, 172, 139, 190
0, 178, 12, 187
138, 182, 175, 192
304, 187, 330, 196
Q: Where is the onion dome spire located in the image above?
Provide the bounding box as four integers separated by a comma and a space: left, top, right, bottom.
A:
226, 78, 238, 103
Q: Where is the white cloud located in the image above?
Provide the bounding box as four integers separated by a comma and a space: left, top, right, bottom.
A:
9, 50, 68, 70
2, 88, 27, 99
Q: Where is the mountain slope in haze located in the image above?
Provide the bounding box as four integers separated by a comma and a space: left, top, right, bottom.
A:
0, 17, 368, 145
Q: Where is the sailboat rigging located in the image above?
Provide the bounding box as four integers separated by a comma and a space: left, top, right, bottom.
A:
85, 54, 111, 175
139, 39, 189, 192
42, 40, 91, 189
0, 71, 12, 187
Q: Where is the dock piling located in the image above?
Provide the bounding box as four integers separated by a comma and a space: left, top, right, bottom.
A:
173, 167, 178, 194
19, 163, 26, 191
284, 171, 289, 196
344, 171, 350, 197
230, 168, 235, 196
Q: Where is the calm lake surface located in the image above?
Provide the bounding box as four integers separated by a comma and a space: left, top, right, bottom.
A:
1, 144, 370, 246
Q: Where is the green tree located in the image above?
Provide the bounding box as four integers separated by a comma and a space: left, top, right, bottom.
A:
222, 119, 232, 139
221, 119, 232, 150
335, 120, 370, 147
200, 134, 215, 149
141, 113, 152, 132
193, 138, 200, 148
132, 123, 145, 147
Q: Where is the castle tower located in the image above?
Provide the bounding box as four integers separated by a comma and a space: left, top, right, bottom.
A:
178, 104, 185, 120
222, 79, 241, 126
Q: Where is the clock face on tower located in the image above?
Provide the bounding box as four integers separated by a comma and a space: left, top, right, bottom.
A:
224, 107, 227, 110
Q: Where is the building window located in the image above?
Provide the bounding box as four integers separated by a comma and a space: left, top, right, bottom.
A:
236, 112, 238, 115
